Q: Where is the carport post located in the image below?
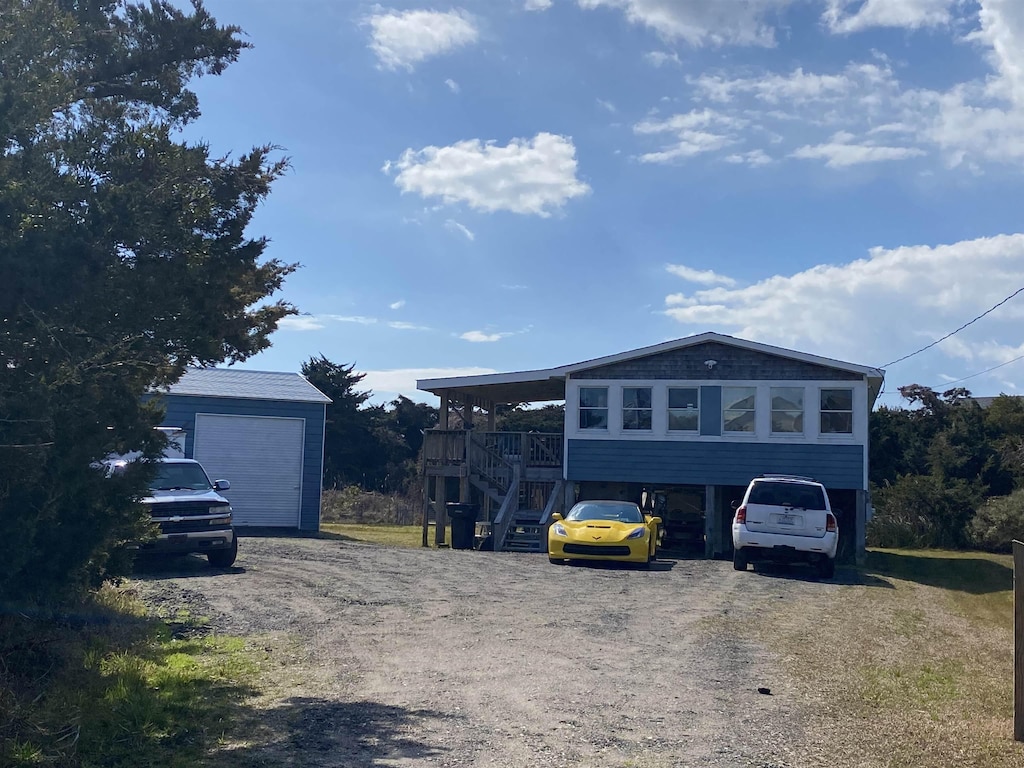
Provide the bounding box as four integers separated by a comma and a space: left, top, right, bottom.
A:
1015, 539, 1024, 741
704, 485, 717, 559
434, 475, 447, 546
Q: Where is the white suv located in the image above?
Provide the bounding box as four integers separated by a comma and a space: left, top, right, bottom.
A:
731, 475, 838, 579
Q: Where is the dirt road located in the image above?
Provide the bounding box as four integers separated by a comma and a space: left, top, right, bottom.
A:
134, 536, 843, 767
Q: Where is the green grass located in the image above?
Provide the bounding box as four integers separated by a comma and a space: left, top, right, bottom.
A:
0, 586, 261, 768
865, 548, 1014, 628
319, 522, 432, 548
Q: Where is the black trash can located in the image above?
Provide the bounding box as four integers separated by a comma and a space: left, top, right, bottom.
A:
446, 502, 479, 550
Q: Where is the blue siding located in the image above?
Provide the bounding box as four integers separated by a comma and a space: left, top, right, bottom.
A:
567, 439, 864, 489
699, 386, 722, 436
153, 394, 325, 531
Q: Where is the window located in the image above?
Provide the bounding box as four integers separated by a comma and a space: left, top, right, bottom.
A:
622, 387, 652, 430
578, 387, 608, 429
771, 387, 804, 433
723, 386, 756, 433
668, 387, 699, 431
821, 388, 853, 434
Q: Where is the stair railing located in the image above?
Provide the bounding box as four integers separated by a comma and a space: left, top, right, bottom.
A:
468, 432, 516, 497
491, 464, 520, 552
537, 479, 565, 526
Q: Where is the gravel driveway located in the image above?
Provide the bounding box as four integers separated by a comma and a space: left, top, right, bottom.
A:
133, 535, 843, 768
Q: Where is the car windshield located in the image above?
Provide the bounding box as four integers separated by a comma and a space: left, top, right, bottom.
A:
748, 481, 825, 510
151, 463, 213, 491
566, 502, 644, 524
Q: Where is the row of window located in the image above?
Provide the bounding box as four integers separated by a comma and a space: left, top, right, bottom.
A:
578, 386, 854, 434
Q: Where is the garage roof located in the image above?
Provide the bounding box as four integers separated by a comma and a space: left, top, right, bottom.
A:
162, 368, 332, 404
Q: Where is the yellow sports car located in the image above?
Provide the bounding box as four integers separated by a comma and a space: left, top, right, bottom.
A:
548, 500, 660, 566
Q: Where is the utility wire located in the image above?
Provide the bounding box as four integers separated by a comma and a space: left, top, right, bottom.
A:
931, 352, 1024, 388
881, 284, 1024, 368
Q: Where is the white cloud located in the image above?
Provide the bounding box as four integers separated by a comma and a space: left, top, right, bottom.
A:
597, 98, 618, 113
445, 78, 461, 93
389, 300, 406, 310
361, 367, 497, 403
388, 321, 431, 331
791, 132, 926, 167
824, 0, 956, 34
365, 9, 478, 71
278, 315, 326, 332
662, 233, 1024, 371
973, 0, 1024, 106
524, 0, 553, 9
691, 63, 896, 106
645, 50, 682, 67
386, 132, 590, 216
328, 315, 378, 325
633, 109, 744, 162
445, 219, 476, 240
666, 264, 737, 286
724, 148, 773, 166
578, 0, 796, 47
460, 330, 512, 342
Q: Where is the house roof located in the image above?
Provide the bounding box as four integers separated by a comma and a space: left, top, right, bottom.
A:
417, 332, 885, 405
160, 368, 332, 404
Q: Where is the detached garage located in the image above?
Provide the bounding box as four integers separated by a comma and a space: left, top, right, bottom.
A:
154, 368, 331, 531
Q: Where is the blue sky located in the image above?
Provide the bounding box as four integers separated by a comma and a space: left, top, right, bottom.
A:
181, 0, 1024, 407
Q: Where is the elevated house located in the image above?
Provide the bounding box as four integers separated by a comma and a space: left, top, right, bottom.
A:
417, 332, 884, 563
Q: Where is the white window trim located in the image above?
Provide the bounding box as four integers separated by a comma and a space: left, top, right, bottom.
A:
621, 386, 653, 432
769, 386, 805, 436
578, 385, 609, 431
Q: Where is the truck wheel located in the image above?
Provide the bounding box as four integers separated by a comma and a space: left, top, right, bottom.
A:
208, 537, 238, 568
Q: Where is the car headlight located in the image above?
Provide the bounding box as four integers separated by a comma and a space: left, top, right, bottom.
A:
552, 523, 567, 537
626, 527, 647, 539
210, 505, 232, 516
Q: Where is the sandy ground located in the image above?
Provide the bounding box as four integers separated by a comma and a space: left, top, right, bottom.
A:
132, 535, 846, 768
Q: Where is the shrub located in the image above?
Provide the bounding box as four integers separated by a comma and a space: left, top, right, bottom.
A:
969, 489, 1024, 553
321, 486, 420, 525
868, 474, 982, 549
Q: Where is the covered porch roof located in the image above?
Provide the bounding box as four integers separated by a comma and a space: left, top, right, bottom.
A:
416, 332, 886, 407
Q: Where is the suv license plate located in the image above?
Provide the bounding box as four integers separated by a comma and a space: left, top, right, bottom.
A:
777, 515, 796, 525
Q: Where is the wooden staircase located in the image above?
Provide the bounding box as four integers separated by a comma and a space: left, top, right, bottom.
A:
502, 509, 545, 552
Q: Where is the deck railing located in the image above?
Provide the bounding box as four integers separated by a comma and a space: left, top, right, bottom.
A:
423, 430, 563, 469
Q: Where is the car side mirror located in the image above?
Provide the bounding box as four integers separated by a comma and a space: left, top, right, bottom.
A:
551, 512, 563, 522
214, 479, 230, 491
730, 499, 739, 510
650, 517, 662, 526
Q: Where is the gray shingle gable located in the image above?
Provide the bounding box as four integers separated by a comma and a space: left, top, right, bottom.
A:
572, 342, 860, 381
160, 368, 331, 403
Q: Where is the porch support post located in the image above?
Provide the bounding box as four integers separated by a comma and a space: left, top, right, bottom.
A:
421, 471, 430, 547
434, 475, 447, 546
855, 489, 868, 565
439, 393, 449, 430
459, 395, 473, 503
486, 401, 496, 431
704, 485, 717, 558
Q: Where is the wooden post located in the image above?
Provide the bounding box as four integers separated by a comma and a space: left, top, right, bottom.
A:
487, 402, 496, 432
439, 393, 449, 429
421, 468, 431, 548
704, 485, 717, 558
1015, 539, 1024, 741
434, 475, 447, 546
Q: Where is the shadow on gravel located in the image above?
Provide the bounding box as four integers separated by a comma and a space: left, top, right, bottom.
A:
131, 553, 245, 580
863, 550, 1012, 595
219, 698, 450, 767
747, 561, 894, 588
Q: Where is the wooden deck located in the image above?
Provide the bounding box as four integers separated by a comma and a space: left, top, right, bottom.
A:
421, 430, 566, 552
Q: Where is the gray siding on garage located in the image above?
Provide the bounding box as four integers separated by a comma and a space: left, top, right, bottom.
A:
154, 393, 325, 531
572, 341, 861, 382
566, 439, 864, 489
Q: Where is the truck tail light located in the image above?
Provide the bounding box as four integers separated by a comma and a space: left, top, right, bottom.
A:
735, 505, 746, 525
826, 513, 837, 533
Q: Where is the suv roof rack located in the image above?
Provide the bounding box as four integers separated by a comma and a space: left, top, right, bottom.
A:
756, 473, 819, 483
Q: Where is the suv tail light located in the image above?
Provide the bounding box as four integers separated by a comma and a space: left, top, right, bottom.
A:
826, 513, 837, 533
735, 505, 746, 525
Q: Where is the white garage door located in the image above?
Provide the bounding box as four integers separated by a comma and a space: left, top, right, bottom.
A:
194, 414, 305, 527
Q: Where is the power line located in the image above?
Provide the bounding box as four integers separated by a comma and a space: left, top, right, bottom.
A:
880, 285, 1024, 368
931, 352, 1024, 388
